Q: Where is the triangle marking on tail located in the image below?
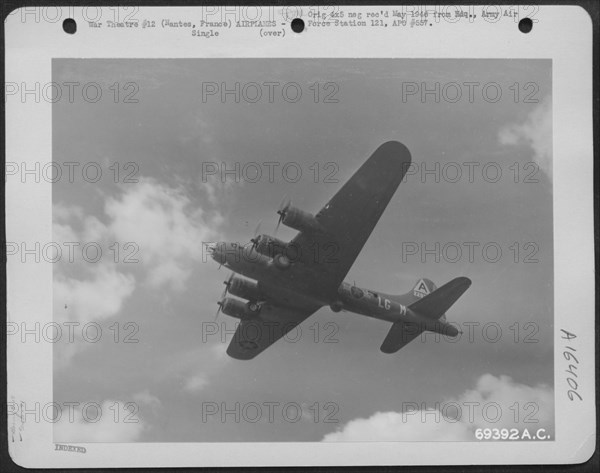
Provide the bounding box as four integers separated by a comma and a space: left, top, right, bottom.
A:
413, 279, 430, 298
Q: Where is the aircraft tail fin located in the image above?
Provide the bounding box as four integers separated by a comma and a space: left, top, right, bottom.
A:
411, 278, 437, 299
408, 277, 471, 320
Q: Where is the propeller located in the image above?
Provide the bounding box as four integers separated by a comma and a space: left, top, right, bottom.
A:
249, 220, 262, 251
221, 272, 234, 298
215, 272, 234, 321
214, 299, 224, 321
275, 195, 291, 235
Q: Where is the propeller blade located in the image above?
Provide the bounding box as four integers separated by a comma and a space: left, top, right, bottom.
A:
214, 299, 223, 321
275, 195, 291, 235
254, 220, 262, 237
250, 220, 262, 251
278, 194, 291, 213
221, 272, 234, 298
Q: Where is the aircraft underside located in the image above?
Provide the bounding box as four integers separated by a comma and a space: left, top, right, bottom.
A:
207, 141, 471, 359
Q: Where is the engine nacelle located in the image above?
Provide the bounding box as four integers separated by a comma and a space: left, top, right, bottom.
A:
282, 206, 324, 234
254, 235, 288, 259
228, 276, 261, 301
220, 297, 258, 320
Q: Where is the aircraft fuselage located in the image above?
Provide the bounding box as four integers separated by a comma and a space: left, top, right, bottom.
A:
207, 241, 459, 336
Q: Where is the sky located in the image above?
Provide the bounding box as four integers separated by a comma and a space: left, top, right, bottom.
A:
52, 58, 553, 442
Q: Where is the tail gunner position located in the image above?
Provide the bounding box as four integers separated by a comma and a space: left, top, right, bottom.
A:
207, 141, 471, 359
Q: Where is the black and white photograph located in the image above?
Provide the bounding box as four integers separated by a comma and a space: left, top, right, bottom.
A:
49, 56, 555, 444
5, 5, 595, 468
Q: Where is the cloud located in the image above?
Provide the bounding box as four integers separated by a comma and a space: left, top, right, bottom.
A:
499, 97, 552, 178
104, 179, 221, 291
323, 410, 473, 441
54, 178, 222, 292
322, 374, 554, 441
209, 342, 230, 363
132, 390, 162, 417
54, 400, 145, 443
54, 266, 135, 324
52, 205, 136, 368
53, 178, 221, 369
456, 374, 554, 430
132, 390, 162, 409
183, 374, 210, 393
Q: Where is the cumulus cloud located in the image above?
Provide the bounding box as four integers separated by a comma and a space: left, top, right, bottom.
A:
323, 374, 554, 441
132, 390, 162, 417
499, 97, 552, 178
53, 207, 136, 368
323, 410, 473, 441
54, 178, 222, 292
54, 400, 145, 443
456, 374, 554, 431
53, 178, 221, 368
104, 179, 221, 291
54, 267, 135, 324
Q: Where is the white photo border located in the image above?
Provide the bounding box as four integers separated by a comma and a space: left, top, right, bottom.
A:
5, 4, 595, 467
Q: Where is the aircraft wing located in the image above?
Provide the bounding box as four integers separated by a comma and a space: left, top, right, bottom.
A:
290, 141, 412, 297
380, 321, 424, 353
226, 302, 321, 360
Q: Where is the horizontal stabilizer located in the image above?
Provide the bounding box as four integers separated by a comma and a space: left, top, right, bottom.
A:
380, 321, 423, 354
409, 277, 471, 320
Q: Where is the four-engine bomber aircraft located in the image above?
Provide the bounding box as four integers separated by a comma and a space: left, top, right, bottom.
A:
208, 141, 471, 359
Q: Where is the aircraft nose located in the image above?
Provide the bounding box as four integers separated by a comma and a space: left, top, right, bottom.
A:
207, 242, 226, 264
